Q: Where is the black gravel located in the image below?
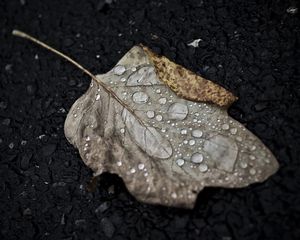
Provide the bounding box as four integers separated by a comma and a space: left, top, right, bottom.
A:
1, 0, 300, 239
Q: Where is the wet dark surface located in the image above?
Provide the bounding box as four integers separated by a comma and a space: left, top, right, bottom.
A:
0, 0, 299, 239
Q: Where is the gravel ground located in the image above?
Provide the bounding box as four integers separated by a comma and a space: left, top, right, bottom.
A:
0, 0, 299, 239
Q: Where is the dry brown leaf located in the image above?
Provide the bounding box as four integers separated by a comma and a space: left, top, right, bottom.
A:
65, 46, 278, 208
13, 31, 279, 209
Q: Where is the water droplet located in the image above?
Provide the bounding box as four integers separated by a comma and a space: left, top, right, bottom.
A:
239, 161, 248, 169
222, 124, 230, 130
199, 163, 208, 172
230, 128, 237, 134
183, 140, 188, 144
236, 136, 242, 142
130, 168, 136, 174
156, 89, 161, 94
161, 128, 166, 133
158, 97, 167, 105
113, 65, 126, 75
117, 161, 122, 166
131, 67, 137, 71
250, 145, 256, 151
249, 168, 256, 175
138, 163, 145, 170
132, 92, 149, 103
95, 94, 100, 101
120, 77, 126, 82
120, 128, 125, 134
90, 82, 94, 87
168, 103, 188, 120
73, 114, 77, 118
189, 139, 196, 146
249, 155, 256, 160
146, 110, 155, 119
155, 114, 163, 121
86, 136, 90, 141
171, 192, 177, 199
180, 129, 187, 135
191, 153, 203, 163
192, 129, 203, 138
176, 158, 185, 167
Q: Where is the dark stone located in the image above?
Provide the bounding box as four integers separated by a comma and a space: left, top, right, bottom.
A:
95, 201, 111, 214
100, 217, 115, 238
41, 144, 57, 156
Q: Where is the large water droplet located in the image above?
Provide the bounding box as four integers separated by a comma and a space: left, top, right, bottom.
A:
113, 65, 126, 75
189, 139, 196, 146
132, 91, 149, 103
192, 129, 203, 138
167, 103, 188, 120
191, 153, 203, 163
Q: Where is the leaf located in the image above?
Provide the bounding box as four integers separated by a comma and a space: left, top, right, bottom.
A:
12, 30, 278, 208
64, 46, 279, 208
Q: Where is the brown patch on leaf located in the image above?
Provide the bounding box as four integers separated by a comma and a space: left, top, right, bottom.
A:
141, 45, 238, 108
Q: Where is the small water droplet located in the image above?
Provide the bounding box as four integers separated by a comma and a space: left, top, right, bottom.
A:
230, 128, 237, 134
73, 114, 77, 118
161, 128, 166, 133
180, 129, 187, 135
117, 161, 122, 166
239, 161, 248, 169
113, 65, 126, 75
250, 145, 256, 151
130, 168, 136, 174
249, 155, 256, 160
171, 192, 177, 199
156, 89, 161, 94
192, 129, 203, 138
86, 136, 90, 141
120, 77, 126, 82
155, 114, 163, 121
138, 163, 145, 170
191, 153, 203, 163
158, 97, 167, 105
120, 128, 125, 134
95, 94, 100, 101
90, 82, 94, 87
183, 140, 188, 144
199, 163, 208, 172
176, 158, 185, 167
131, 67, 137, 71
8, 142, 14, 149
189, 139, 196, 146
222, 124, 230, 130
146, 111, 155, 119
249, 168, 256, 175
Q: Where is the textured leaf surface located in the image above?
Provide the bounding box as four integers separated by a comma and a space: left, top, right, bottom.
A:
64, 46, 278, 208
